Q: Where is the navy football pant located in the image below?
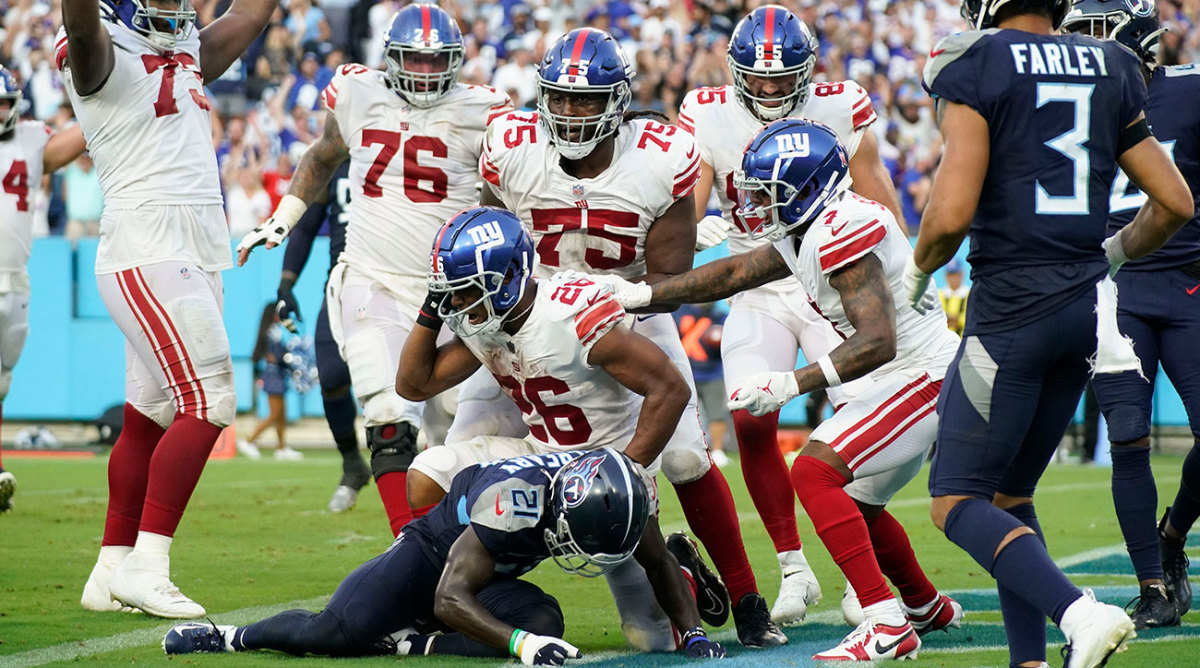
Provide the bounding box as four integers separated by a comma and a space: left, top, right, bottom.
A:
316, 296, 368, 485
238, 534, 563, 657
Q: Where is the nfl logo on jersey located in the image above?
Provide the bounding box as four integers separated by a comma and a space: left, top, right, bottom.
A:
561, 454, 606, 508
572, 184, 585, 198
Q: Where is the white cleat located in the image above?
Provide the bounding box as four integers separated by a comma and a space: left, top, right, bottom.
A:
236, 439, 261, 460
328, 485, 359, 513
274, 446, 304, 461
0, 470, 16, 512
81, 547, 139, 612
109, 551, 206, 619
1062, 590, 1137, 668
841, 581, 865, 627
772, 549, 822, 625
812, 620, 921, 661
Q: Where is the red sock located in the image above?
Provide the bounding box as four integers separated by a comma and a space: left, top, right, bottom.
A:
732, 410, 801, 553
792, 456, 891, 607
673, 465, 758, 603
865, 511, 939, 608
377, 471, 411, 536
140, 414, 221, 537
411, 502, 435, 520
104, 404, 167, 545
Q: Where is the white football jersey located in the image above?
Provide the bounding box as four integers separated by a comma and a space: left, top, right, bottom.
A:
481, 114, 700, 280
0, 121, 50, 292
459, 274, 640, 451
324, 65, 511, 278
772, 192, 958, 383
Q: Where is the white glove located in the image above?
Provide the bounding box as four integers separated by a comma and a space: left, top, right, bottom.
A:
513, 631, 582, 667
236, 194, 309, 266
1102, 229, 1129, 278
902, 256, 936, 315
727, 371, 800, 416
695, 215, 731, 252
589, 273, 652, 310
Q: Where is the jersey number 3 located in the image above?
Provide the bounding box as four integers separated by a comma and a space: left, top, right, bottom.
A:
1035, 83, 1094, 216
360, 130, 449, 202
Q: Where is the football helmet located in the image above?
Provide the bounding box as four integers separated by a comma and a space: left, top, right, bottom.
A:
960, 0, 1071, 29
429, 207, 535, 337
383, 4, 464, 107
0, 67, 21, 136
99, 0, 196, 50
544, 448, 651, 577
537, 28, 633, 160
735, 118, 850, 242
1062, 0, 1165, 65
727, 6, 819, 122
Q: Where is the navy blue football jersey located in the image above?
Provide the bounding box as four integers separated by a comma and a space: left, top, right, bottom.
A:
406, 450, 583, 577
1107, 64, 1200, 271
924, 30, 1148, 333
281, 160, 351, 278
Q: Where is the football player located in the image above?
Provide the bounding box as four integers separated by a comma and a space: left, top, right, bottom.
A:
905, 0, 1194, 665
1063, 0, 1199, 630
676, 5, 909, 626
162, 449, 726, 663
0, 66, 86, 513
465, 27, 786, 649
236, 5, 512, 534
613, 119, 965, 661
61, 0, 275, 618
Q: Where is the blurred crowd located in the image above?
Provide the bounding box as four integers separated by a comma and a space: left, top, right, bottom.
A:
6, 0, 1200, 237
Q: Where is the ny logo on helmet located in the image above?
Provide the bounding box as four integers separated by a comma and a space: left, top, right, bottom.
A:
1126, 0, 1155, 16
562, 454, 607, 508
467, 220, 506, 247
775, 133, 810, 159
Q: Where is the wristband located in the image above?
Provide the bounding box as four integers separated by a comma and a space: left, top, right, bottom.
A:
681, 627, 708, 647
272, 194, 309, 231
509, 629, 529, 657
817, 355, 842, 388
416, 291, 444, 330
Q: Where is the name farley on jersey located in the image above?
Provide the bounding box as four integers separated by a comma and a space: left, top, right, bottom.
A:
1009, 43, 1110, 76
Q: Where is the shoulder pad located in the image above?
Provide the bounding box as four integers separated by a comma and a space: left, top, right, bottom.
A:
923, 30, 997, 94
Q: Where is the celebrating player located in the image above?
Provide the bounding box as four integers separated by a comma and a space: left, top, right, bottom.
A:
1063, 0, 1199, 629
676, 5, 909, 625
236, 4, 512, 534
0, 66, 86, 513
61, 0, 276, 617
906, 0, 1194, 665
162, 449, 726, 663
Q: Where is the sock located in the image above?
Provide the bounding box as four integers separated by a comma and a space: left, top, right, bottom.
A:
1000, 503, 1048, 666
672, 466, 757, 603
139, 414, 222, 536
97, 544, 133, 568
133, 530, 172, 557
1111, 445, 1163, 581
861, 598, 907, 627
104, 404, 167, 546
864, 511, 938, 609
1169, 441, 1200, 536
377, 471, 411, 537
335, 430, 369, 488
944, 498, 1080, 624
411, 502, 434, 520
793, 456, 891, 607
731, 410, 802, 553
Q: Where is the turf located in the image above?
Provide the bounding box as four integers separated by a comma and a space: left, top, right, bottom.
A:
2, 452, 1198, 667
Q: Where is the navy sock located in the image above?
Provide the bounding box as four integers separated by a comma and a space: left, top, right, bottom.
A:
1169, 441, 1200, 536
1111, 445, 1163, 581
944, 498, 1081, 624
998, 504, 1047, 666
323, 390, 359, 448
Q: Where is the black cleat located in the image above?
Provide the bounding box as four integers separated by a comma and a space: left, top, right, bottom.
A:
162, 621, 235, 654
666, 532, 730, 627
1126, 583, 1180, 629
1159, 509, 1192, 616
731, 592, 788, 648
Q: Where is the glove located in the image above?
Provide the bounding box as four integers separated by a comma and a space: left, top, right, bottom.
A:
1102, 230, 1129, 278
695, 215, 731, 252
512, 631, 581, 667
682, 628, 726, 659
727, 371, 799, 417
415, 290, 445, 331
608, 276, 653, 310
276, 282, 301, 333
236, 194, 308, 266
902, 256, 936, 315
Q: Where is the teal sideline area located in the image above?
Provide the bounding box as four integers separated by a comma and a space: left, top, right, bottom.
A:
8, 237, 1194, 428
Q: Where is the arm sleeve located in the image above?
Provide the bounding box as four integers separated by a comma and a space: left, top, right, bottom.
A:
280, 200, 328, 277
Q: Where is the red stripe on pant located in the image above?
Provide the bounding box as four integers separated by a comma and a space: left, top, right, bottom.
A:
131, 268, 209, 421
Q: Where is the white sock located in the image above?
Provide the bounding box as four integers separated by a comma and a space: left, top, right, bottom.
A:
132, 531, 173, 558
862, 598, 907, 627
97, 545, 133, 567
1058, 592, 1093, 641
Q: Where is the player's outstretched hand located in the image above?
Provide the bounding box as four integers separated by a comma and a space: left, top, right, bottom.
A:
236, 195, 308, 266
728, 371, 799, 416
276, 284, 302, 333
695, 215, 731, 252
684, 636, 726, 659
902, 256, 936, 315
514, 632, 581, 667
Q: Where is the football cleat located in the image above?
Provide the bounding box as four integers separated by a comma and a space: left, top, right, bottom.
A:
841, 581, 865, 627
0, 470, 15, 512
109, 552, 206, 619
812, 620, 920, 661
1126, 583, 1179, 629
666, 532, 730, 627
163, 621, 236, 654
1061, 590, 1136, 668
328, 485, 360, 513
772, 549, 822, 625
1159, 509, 1191, 615
904, 593, 964, 635
732, 592, 788, 647
81, 547, 139, 613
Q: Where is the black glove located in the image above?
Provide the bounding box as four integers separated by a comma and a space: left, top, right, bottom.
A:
276, 281, 302, 333
416, 290, 445, 331
682, 628, 725, 659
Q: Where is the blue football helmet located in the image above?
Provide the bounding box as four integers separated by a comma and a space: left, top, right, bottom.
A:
537, 28, 633, 160
960, 0, 1071, 29
429, 207, 535, 337
384, 4, 464, 107
0, 67, 21, 136
1062, 0, 1165, 65
734, 118, 850, 242
727, 6, 819, 122
99, 0, 196, 49
544, 448, 651, 577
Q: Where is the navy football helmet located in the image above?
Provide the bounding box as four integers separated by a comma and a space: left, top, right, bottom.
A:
99, 0, 196, 49
0, 67, 20, 136
429, 207, 535, 337
960, 0, 1071, 29
544, 448, 651, 577
537, 28, 633, 160
384, 4, 464, 107
727, 6, 819, 122
1062, 0, 1165, 65
735, 119, 850, 242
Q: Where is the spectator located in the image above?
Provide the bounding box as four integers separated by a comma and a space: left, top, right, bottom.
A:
223, 145, 272, 238
62, 151, 103, 242
491, 43, 538, 109
238, 303, 305, 461
285, 52, 329, 112
938, 259, 968, 336
674, 303, 732, 468
285, 0, 332, 53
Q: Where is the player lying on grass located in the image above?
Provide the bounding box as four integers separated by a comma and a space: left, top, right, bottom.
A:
163, 448, 726, 663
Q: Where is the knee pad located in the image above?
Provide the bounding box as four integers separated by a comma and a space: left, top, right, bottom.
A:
316, 349, 352, 393
661, 447, 711, 485
1105, 404, 1150, 444
363, 390, 423, 428
131, 397, 175, 429
368, 422, 420, 479
408, 445, 464, 492
605, 559, 675, 652
202, 378, 237, 428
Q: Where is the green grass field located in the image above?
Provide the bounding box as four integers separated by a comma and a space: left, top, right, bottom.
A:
2, 451, 1198, 667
